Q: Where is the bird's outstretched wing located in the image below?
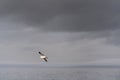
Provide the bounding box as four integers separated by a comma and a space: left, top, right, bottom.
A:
38, 52, 44, 55
43, 58, 48, 62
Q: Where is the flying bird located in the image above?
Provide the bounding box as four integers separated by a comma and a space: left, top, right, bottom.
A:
38, 51, 48, 62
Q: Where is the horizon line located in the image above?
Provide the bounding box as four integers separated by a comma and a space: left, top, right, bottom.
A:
1, 64, 120, 68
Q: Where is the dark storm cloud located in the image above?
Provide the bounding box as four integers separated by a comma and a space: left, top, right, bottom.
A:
0, 0, 120, 32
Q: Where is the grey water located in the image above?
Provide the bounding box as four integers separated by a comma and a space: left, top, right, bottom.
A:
0, 67, 120, 80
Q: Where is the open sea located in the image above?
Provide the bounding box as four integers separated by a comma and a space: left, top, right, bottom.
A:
0, 67, 120, 80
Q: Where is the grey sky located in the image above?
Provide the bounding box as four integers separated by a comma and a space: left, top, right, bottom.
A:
0, 0, 120, 65
1, 0, 120, 31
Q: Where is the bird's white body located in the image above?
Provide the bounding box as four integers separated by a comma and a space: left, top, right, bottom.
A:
40, 56, 46, 59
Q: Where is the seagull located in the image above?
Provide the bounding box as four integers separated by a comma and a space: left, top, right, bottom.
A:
38, 51, 48, 62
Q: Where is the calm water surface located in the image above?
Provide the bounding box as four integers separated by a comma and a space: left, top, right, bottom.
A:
0, 67, 120, 80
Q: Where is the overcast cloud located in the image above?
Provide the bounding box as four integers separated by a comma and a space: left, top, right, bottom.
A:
0, 0, 120, 65
0, 0, 120, 32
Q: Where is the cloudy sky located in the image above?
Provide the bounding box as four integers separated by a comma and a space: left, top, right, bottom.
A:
0, 0, 120, 66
